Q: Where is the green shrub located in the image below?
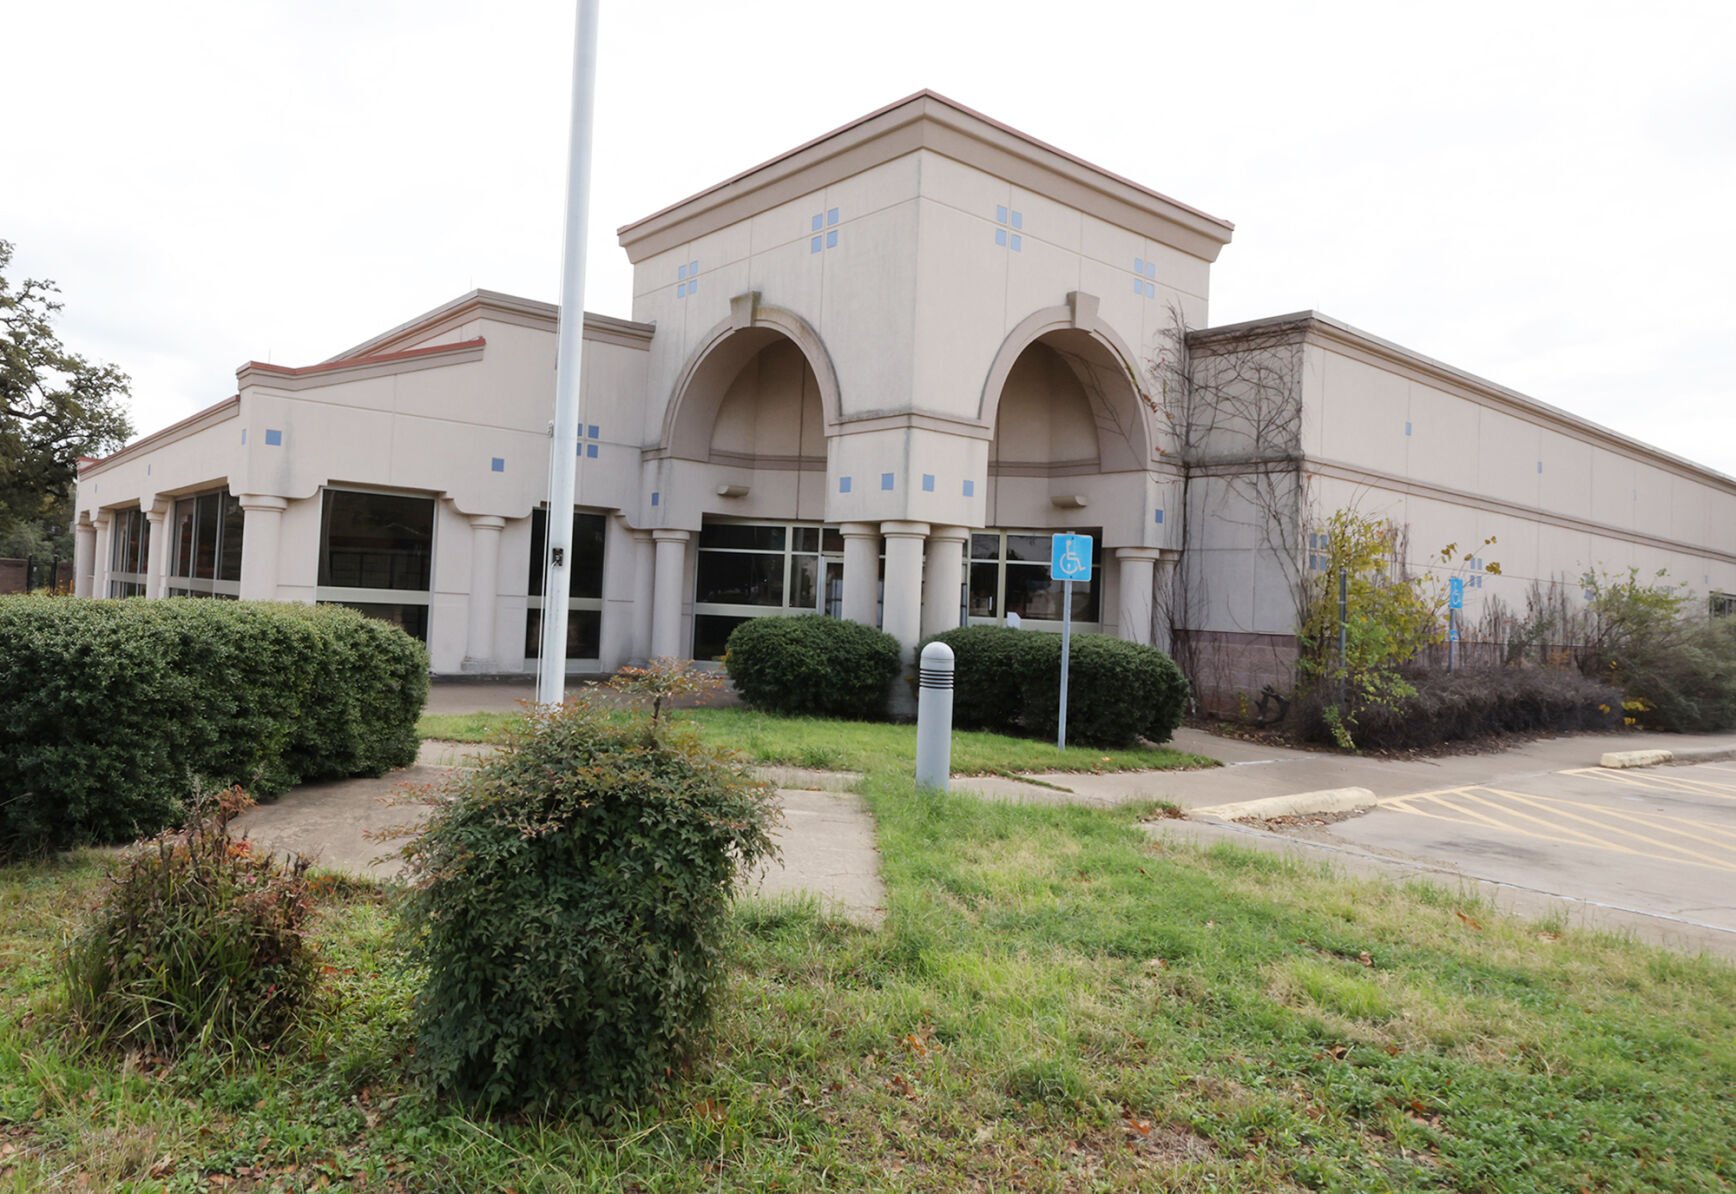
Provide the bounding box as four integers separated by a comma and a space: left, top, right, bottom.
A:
1576, 572, 1736, 733
0, 597, 428, 856
923, 625, 1027, 730
725, 614, 902, 719
922, 626, 1189, 748
398, 702, 780, 1113
1294, 666, 1623, 750
62, 786, 315, 1054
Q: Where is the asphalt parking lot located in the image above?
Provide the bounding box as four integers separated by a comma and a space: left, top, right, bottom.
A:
1261, 760, 1736, 950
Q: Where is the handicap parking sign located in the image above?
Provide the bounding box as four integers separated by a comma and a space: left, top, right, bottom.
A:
1449, 576, 1464, 610
1050, 533, 1093, 582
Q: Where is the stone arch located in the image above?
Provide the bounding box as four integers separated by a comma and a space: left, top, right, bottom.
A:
977, 292, 1154, 472
660, 293, 842, 461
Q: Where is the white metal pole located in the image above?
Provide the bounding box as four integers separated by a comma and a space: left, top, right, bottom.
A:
536, 0, 601, 708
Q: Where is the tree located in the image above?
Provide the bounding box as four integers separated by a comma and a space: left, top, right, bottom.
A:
0, 239, 133, 554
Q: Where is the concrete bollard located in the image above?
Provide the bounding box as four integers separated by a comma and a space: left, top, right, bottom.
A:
915, 641, 955, 791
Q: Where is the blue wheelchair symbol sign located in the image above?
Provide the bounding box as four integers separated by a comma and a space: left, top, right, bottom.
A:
1449, 577, 1464, 610
1050, 534, 1093, 582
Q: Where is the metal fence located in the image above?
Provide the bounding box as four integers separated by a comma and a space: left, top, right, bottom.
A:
0, 557, 73, 595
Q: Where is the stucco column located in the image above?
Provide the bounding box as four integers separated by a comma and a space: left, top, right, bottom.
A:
650, 529, 691, 660
237, 495, 288, 601
144, 507, 169, 598
921, 525, 970, 639
465, 515, 505, 670
839, 521, 881, 626
73, 522, 97, 597
630, 531, 654, 662
1116, 547, 1161, 646
879, 521, 930, 659
92, 514, 111, 598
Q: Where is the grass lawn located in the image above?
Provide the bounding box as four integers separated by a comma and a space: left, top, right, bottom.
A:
3, 728, 1733, 1189
416, 706, 1218, 776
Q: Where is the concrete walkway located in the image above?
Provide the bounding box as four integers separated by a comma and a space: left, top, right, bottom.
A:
232, 744, 886, 927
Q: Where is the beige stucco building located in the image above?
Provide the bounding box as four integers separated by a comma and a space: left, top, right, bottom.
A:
72, 92, 1736, 704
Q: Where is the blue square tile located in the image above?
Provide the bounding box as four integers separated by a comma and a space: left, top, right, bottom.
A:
240, 428, 246, 444
1404, 420, 1412, 436
827, 207, 839, 226
1134, 279, 1144, 296
962, 479, 975, 498
587, 424, 599, 439
491, 457, 505, 473
1010, 210, 1022, 230
689, 259, 698, 274
677, 282, 686, 297
1537, 461, 1544, 474
880, 472, 894, 491
1010, 235, 1021, 252
1135, 257, 1145, 274
811, 213, 823, 232
650, 491, 660, 507
826, 230, 837, 249
264, 428, 282, 446
688, 278, 697, 293
1154, 508, 1164, 524
678, 262, 688, 280
811, 236, 823, 254
995, 204, 1008, 224
995, 228, 1007, 247
839, 475, 852, 494
586, 443, 598, 458
922, 473, 935, 492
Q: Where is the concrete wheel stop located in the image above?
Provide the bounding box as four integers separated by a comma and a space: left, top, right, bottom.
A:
1190, 787, 1377, 822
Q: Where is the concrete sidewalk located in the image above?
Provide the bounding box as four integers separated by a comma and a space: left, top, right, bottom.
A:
233, 747, 885, 927
952, 726, 1736, 810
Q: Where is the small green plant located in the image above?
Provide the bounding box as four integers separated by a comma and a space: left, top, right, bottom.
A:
1580, 568, 1736, 732
601, 656, 722, 726
725, 615, 902, 720
61, 786, 314, 1055
397, 700, 780, 1113
1321, 704, 1355, 751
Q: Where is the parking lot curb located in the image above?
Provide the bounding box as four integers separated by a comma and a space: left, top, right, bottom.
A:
1599, 749, 1674, 769
1190, 786, 1377, 822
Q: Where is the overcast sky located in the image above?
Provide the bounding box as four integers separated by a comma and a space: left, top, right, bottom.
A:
7, 0, 1733, 477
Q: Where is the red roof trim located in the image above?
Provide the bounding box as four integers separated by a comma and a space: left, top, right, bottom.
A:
244, 336, 486, 378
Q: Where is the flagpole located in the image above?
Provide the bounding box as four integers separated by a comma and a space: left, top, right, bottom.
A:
536, 0, 601, 707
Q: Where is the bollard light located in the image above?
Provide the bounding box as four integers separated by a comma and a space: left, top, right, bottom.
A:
915, 641, 955, 791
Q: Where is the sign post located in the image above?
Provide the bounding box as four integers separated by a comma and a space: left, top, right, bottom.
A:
1049, 533, 1093, 750
1448, 576, 1464, 672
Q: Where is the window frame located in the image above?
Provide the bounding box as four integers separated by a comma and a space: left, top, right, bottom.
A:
966, 527, 1103, 633
165, 488, 243, 598
523, 506, 608, 666
313, 486, 438, 640
107, 506, 150, 598
690, 518, 868, 660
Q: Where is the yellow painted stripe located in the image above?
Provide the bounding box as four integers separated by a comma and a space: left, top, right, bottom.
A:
1479, 787, 1736, 872
1563, 768, 1736, 799
1506, 792, 1736, 846
1452, 787, 1651, 855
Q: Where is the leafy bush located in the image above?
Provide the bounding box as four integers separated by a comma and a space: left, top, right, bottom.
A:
1294, 667, 1623, 751
1577, 570, 1736, 733
0, 596, 427, 856
923, 626, 1189, 748
398, 701, 780, 1113
725, 614, 902, 719
62, 786, 314, 1054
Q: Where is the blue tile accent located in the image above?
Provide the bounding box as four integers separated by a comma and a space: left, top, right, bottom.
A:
587, 424, 598, 438
1135, 256, 1145, 275
1145, 260, 1158, 279
264, 428, 282, 446
1010, 210, 1022, 230
880, 472, 895, 491
586, 443, 598, 458
995, 228, 1007, 247
827, 207, 839, 226
839, 475, 852, 494
688, 278, 697, 293
996, 204, 1008, 223
811, 236, 823, 254
1537, 460, 1544, 474
146, 464, 151, 476
688, 259, 698, 275
491, 457, 505, 473
1404, 420, 1413, 436
1154, 508, 1165, 525
240, 428, 247, 444
811, 213, 823, 232
962, 479, 975, 498
1134, 279, 1144, 296
826, 230, 837, 249
678, 262, 689, 280
677, 282, 687, 297
1010, 235, 1021, 252
921, 473, 935, 492
650, 491, 660, 507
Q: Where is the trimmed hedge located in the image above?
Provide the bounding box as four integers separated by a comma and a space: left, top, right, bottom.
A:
724, 615, 902, 719
923, 626, 1189, 748
1294, 666, 1624, 751
0, 597, 427, 855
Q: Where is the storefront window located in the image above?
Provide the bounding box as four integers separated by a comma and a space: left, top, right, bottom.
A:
107, 507, 150, 597
968, 528, 1101, 628
524, 509, 607, 661
691, 520, 851, 660
167, 489, 244, 597
315, 489, 435, 640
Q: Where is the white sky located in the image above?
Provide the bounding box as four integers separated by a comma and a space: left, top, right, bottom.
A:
7, 0, 1734, 476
